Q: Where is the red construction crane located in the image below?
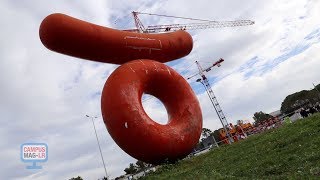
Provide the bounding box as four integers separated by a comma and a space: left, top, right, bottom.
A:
124, 11, 254, 33
187, 58, 234, 144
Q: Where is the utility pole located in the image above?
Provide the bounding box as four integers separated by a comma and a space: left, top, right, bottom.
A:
86, 115, 109, 179
188, 59, 233, 144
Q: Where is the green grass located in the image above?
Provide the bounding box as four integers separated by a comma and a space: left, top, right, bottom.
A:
142, 113, 320, 180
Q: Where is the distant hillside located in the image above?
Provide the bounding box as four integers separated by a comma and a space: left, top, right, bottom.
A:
141, 113, 320, 179
281, 83, 320, 114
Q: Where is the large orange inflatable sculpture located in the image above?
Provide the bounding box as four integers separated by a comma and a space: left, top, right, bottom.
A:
40, 13, 202, 164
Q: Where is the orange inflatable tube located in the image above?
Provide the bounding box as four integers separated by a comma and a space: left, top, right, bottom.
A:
39, 13, 193, 64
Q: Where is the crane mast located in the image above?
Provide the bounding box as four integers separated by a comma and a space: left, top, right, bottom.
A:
189, 59, 233, 143
132, 11, 146, 33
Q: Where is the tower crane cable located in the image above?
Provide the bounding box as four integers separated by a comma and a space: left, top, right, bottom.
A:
113, 12, 132, 25
180, 63, 196, 77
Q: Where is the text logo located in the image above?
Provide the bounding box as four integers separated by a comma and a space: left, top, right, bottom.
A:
21, 143, 48, 169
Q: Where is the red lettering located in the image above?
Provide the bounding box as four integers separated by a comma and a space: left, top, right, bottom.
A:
23, 145, 46, 153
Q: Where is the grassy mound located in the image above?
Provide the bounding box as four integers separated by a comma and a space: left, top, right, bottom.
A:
142, 113, 320, 179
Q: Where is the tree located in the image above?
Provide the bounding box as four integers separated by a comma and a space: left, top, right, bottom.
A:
136, 160, 147, 170
69, 176, 83, 180
201, 128, 212, 139
115, 175, 125, 180
124, 163, 137, 175
314, 83, 320, 95
280, 85, 320, 114
211, 129, 221, 142
136, 160, 151, 174
253, 111, 273, 124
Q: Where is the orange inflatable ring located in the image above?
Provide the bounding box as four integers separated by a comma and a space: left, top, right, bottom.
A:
101, 59, 202, 163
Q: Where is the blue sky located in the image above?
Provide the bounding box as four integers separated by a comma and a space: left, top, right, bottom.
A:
1, 0, 320, 179
239, 27, 320, 78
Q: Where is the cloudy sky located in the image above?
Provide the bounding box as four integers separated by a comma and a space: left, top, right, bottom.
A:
1, 0, 320, 179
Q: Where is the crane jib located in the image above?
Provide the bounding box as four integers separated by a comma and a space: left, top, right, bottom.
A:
127, 11, 255, 33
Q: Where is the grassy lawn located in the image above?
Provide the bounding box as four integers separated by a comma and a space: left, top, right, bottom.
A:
142, 113, 320, 179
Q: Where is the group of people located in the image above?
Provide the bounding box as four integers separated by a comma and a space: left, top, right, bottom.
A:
299, 103, 320, 118
250, 117, 282, 134
234, 104, 320, 137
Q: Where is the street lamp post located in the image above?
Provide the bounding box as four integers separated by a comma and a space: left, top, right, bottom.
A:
86, 115, 108, 179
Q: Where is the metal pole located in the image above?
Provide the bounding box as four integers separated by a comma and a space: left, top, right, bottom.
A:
86, 115, 108, 179
211, 134, 219, 148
